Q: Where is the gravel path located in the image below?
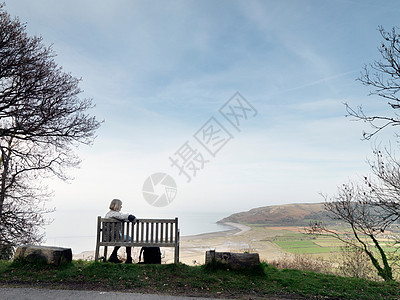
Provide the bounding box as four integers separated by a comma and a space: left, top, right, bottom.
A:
0, 287, 230, 300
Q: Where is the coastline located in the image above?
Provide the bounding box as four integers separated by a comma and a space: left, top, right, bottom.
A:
73, 222, 283, 265
181, 222, 251, 241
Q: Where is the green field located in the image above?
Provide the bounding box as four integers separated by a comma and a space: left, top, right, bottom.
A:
270, 232, 343, 255
266, 229, 399, 264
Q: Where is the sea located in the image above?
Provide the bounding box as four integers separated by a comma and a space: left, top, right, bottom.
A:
43, 211, 234, 254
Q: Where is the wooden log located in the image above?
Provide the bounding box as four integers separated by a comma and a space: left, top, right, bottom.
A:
205, 250, 260, 269
14, 245, 72, 266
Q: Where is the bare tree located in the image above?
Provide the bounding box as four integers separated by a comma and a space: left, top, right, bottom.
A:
0, 4, 101, 256
346, 26, 400, 139
307, 148, 400, 281
316, 26, 400, 281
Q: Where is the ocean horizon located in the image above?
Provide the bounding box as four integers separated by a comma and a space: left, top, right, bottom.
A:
43, 211, 234, 254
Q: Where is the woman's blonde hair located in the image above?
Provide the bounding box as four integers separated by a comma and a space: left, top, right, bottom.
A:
109, 199, 122, 211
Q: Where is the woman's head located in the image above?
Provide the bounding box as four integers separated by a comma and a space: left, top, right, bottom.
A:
109, 199, 122, 211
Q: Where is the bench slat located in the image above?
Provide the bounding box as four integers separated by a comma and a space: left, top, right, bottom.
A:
101, 218, 176, 223
155, 223, 159, 243
140, 223, 144, 242
150, 222, 154, 244
160, 223, 164, 243
170, 222, 173, 243
165, 224, 168, 243
131, 222, 135, 243
146, 222, 149, 243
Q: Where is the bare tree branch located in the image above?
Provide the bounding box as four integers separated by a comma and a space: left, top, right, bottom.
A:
0, 4, 101, 257
347, 26, 400, 139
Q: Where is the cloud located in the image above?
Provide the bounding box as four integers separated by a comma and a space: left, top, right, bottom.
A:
5, 0, 400, 246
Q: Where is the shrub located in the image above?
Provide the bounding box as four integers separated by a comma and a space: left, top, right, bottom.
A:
0, 243, 14, 260
335, 245, 381, 281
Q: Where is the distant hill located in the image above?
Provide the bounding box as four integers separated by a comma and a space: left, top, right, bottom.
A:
218, 203, 334, 226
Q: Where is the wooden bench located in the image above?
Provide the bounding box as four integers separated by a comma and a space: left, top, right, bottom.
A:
95, 216, 180, 264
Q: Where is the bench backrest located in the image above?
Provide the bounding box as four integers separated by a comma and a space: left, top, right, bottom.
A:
97, 216, 179, 247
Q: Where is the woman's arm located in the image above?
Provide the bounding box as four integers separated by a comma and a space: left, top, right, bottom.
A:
105, 210, 131, 221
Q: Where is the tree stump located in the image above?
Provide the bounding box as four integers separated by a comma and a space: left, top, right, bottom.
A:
14, 245, 72, 266
205, 250, 260, 269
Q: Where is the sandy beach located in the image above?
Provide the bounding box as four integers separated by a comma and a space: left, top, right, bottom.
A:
74, 222, 286, 265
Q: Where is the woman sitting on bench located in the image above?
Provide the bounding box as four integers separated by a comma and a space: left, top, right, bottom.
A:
105, 198, 136, 264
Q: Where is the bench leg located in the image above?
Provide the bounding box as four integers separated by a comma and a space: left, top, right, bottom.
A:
174, 244, 179, 264
104, 246, 108, 261
95, 244, 100, 261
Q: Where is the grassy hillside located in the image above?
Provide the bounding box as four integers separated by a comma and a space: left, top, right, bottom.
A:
218, 203, 335, 226
1, 259, 399, 299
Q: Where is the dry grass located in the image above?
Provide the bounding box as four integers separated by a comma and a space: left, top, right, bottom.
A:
268, 246, 399, 282
334, 246, 382, 281
268, 253, 333, 274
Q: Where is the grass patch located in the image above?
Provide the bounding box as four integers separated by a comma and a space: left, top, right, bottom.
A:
0, 259, 399, 299
272, 233, 341, 254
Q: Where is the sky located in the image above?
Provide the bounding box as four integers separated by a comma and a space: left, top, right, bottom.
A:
4, 0, 400, 246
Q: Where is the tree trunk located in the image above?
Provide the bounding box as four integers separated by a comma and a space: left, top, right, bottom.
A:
205, 250, 260, 269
